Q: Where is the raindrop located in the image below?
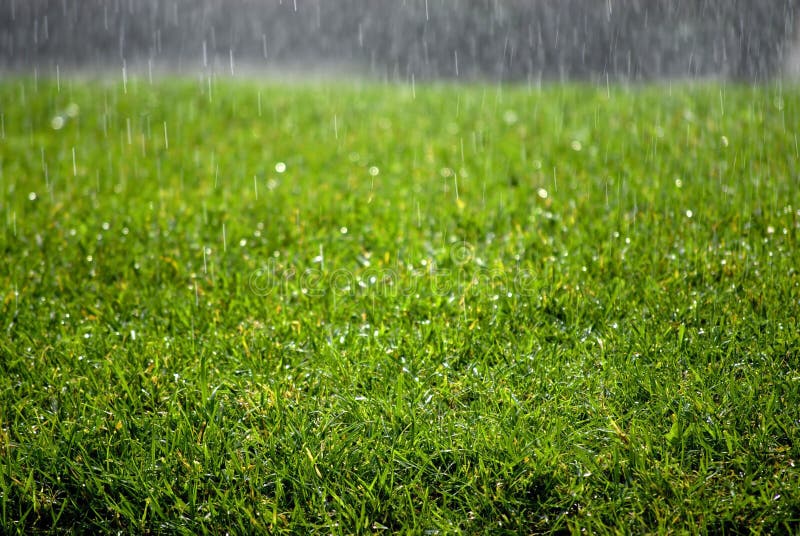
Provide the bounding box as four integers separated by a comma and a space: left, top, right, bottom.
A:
313, 245, 324, 270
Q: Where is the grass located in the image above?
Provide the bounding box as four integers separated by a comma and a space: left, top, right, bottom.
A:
1, 75, 799, 533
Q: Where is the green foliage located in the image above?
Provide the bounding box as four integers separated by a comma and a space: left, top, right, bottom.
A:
1, 77, 799, 533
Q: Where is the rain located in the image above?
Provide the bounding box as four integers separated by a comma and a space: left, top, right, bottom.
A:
1, 0, 800, 533
0, 1, 796, 81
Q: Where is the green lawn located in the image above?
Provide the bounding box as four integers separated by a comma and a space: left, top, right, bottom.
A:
1, 77, 799, 533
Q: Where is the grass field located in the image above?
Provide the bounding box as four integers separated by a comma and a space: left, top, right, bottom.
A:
1, 76, 799, 533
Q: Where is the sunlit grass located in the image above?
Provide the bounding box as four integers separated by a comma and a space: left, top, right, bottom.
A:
1, 77, 799, 533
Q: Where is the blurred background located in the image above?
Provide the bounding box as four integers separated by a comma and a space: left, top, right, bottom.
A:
1, 0, 798, 82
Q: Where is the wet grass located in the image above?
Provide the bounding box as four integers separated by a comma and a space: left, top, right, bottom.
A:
1, 76, 799, 533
